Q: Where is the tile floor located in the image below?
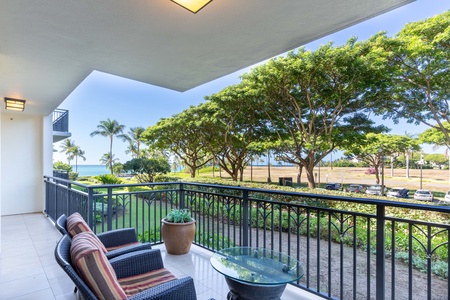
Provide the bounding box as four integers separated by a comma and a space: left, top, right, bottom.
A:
0, 213, 319, 300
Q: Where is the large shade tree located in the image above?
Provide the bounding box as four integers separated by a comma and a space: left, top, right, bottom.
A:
123, 154, 171, 183
419, 122, 450, 176
243, 38, 387, 188
419, 122, 450, 148
375, 11, 450, 142
90, 119, 127, 174
343, 133, 420, 184
203, 83, 274, 181
142, 105, 212, 178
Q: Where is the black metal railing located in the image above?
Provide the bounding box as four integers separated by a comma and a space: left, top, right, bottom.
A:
44, 176, 450, 300
52, 109, 69, 132
53, 170, 69, 180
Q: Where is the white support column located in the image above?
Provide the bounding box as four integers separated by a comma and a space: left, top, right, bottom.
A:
0, 112, 2, 254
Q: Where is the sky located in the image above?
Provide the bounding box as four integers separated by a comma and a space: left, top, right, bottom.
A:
53, 0, 450, 166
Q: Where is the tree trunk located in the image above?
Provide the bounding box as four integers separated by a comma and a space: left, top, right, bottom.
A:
239, 167, 244, 182
374, 165, 380, 184
189, 167, 196, 178
304, 165, 316, 189
406, 151, 410, 178
297, 164, 303, 185
110, 136, 114, 175
390, 156, 394, 177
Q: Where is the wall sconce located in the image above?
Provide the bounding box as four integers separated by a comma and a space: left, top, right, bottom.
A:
4, 97, 26, 111
171, 0, 213, 13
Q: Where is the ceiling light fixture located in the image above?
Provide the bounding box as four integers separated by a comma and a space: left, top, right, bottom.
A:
171, 0, 213, 14
4, 97, 26, 111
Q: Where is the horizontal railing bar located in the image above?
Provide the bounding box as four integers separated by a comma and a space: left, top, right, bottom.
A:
44, 176, 450, 214
181, 181, 450, 214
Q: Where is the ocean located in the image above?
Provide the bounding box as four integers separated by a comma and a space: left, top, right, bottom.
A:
75, 165, 109, 176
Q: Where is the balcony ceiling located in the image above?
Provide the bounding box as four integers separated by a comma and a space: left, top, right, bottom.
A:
0, 0, 413, 116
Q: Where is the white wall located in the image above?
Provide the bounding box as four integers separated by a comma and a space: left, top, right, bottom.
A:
42, 114, 53, 182
1, 113, 45, 215
0, 112, 2, 253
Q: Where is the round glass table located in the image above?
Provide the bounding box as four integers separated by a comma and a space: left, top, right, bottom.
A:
210, 247, 303, 300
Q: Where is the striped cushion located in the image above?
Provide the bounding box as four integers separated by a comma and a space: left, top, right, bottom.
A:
118, 268, 177, 297
66, 212, 92, 237
71, 232, 127, 300
106, 242, 140, 252
81, 230, 108, 253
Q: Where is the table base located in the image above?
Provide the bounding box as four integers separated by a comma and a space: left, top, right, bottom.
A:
225, 277, 287, 300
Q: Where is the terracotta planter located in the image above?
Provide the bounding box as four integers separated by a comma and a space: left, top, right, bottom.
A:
161, 219, 196, 255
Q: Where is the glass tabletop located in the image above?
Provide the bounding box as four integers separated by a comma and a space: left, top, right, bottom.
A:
210, 247, 303, 285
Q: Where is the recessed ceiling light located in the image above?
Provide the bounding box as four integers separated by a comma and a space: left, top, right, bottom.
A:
171, 0, 213, 14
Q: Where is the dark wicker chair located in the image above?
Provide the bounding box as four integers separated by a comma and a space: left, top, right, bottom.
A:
55, 213, 152, 259
55, 234, 197, 300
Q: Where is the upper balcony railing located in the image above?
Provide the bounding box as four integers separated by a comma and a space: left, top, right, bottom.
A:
44, 177, 450, 300
52, 109, 69, 132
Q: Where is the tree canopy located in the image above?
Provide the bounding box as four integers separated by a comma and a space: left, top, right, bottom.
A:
142, 105, 212, 178
242, 38, 387, 187
122, 155, 171, 183
375, 11, 450, 142
344, 133, 420, 184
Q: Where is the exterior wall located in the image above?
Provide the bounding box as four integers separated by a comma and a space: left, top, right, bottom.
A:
1, 113, 46, 215
42, 114, 53, 198
0, 112, 2, 253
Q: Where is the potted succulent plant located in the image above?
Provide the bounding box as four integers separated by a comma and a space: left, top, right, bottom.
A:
161, 209, 196, 255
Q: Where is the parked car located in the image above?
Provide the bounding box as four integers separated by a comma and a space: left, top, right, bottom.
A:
365, 185, 387, 196
444, 190, 450, 202
345, 184, 366, 193
413, 189, 433, 201
325, 183, 341, 190
387, 187, 409, 199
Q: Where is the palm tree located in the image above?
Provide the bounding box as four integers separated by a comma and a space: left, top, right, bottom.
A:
99, 153, 119, 173
59, 138, 76, 165
123, 127, 145, 158
90, 119, 127, 174
68, 146, 86, 172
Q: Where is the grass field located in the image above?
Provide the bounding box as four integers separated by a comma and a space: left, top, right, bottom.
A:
197, 166, 450, 199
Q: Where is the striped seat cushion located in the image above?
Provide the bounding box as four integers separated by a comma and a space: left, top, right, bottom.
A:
66, 212, 92, 236
67, 213, 107, 253
106, 242, 140, 252
118, 268, 177, 297
71, 232, 127, 300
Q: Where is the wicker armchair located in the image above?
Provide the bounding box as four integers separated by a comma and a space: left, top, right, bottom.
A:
55, 234, 197, 300
55, 213, 152, 259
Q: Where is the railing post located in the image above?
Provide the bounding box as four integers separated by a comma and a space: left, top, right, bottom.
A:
54, 178, 58, 220
242, 189, 249, 247
376, 205, 386, 299
87, 186, 94, 229
67, 182, 72, 215
179, 183, 185, 209
44, 178, 49, 217
107, 187, 113, 231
